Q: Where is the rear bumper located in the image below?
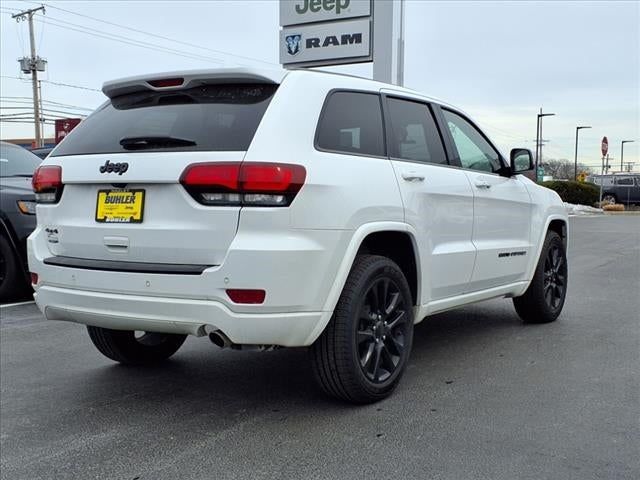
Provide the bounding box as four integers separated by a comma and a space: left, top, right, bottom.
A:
35, 285, 327, 347
28, 222, 349, 346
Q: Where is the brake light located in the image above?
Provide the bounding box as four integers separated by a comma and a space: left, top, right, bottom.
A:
30, 272, 39, 285
180, 162, 306, 207
148, 77, 184, 88
32, 165, 63, 203
226, 289, 266, 304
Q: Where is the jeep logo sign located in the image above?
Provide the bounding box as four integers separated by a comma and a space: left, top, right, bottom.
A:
295, 0, 350, 15
279, 18, 371, 67
280, 0, 371, 27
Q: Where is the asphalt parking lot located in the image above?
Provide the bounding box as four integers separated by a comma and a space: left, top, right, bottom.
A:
1, 215, 638, 480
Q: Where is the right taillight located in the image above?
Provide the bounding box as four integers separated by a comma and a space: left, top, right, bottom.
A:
32, 165, 63, 204
180, 162, 306, 207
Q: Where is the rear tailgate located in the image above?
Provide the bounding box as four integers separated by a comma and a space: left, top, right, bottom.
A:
39, 152, 243, 265
39, 77, 280, 267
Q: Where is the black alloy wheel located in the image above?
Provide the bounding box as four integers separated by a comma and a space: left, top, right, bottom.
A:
357, 277, 408, 383
311, 255, 414, 403
513, 231, 568, 324
543, 243, 567, 310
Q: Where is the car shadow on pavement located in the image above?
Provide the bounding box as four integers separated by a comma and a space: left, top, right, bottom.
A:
67, 300, 525, 420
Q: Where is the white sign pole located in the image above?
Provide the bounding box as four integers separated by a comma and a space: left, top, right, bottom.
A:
372, 0, 404, 86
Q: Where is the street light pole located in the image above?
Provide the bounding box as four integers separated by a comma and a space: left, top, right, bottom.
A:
621, 140, 635, 171
535, 109, 555, 181
574, 126, 591, 180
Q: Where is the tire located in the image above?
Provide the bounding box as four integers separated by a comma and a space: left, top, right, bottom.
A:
513, 231, 567, 324
602, 193, 617, 204
310, 255, 414, 404
0, 235, 23, 302
87, 326, 187, 365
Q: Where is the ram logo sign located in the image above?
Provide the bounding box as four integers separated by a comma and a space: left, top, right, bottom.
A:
285, 34, 302, 55
279, 18, 371, 67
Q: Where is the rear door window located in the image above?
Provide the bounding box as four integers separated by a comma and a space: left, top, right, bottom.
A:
386, 97, 447, 164
52, 84, 277, 156
316, 91, 385, 157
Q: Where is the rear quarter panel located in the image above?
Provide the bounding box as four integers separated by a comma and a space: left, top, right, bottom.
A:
243, 71, 405, 318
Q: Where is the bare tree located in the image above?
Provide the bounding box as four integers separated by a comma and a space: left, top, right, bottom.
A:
542, 159, 593, 180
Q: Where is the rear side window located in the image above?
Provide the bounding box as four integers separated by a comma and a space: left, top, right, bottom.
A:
52, 84, 277, 156
615, 177, 633, 186
316, 91, 385, 157
386, 97, 446, 164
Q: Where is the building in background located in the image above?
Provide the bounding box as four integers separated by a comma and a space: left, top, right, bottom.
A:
3, 117, 82, 149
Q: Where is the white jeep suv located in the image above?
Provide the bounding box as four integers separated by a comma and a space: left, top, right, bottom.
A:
28, 68, 568, 403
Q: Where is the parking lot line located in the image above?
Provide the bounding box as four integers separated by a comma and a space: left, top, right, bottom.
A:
0, 300, 35, 309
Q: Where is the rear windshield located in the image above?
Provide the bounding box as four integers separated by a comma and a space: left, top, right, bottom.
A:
52, 83, 278, 156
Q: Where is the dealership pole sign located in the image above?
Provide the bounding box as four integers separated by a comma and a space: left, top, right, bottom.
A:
279, 0, 373, 68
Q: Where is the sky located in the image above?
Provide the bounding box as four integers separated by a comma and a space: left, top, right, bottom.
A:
1, 0, 638, 171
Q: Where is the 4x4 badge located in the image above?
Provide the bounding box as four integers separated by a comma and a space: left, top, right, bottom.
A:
99, 160, 129, 175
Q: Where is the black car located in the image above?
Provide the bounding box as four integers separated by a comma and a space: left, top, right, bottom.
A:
30, 146, 54, 160
0, 142, 41, 300
588, 174, 640, 205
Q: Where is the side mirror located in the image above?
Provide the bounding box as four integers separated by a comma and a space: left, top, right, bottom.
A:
510, 148, 534, 174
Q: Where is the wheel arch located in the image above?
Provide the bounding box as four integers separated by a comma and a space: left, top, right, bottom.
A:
548, 218, 568, 249
519, 214, 569, 297
304, 222, 421, 345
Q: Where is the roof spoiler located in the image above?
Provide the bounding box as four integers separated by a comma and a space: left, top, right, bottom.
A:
102, 67, 287, 99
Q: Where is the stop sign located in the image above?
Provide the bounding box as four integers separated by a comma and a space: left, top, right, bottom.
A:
601, 136, 608, 157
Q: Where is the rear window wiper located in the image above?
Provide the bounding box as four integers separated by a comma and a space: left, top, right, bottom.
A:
119, 136, 197, 150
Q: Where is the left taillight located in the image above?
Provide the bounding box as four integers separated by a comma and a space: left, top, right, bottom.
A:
180, 162, 306, 207
32, 165, 63, 204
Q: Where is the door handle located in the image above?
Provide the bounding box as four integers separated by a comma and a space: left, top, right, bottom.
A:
401, 172, 425, 182
475, 180, 491, 189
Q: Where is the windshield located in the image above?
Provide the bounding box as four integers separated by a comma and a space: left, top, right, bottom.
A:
52, 83, 278, 156
0, 143, 42, 177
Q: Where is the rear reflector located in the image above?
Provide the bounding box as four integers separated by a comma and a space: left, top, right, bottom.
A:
32, 165, 63, 203
226, 289, 266, 304
180, 162, 306, 206
148, 77, 184, 88
30, 272, 39, 285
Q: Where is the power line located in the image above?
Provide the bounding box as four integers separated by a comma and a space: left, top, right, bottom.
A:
479, 123, 529, 141
1, 75, 101, 92
19, 0, 278, 67
40, 79, 100, 92
1, 96, 93, 111
1, 106, 87, 117
36, 15, 228, 66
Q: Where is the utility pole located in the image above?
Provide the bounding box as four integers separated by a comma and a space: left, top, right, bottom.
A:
38, 80, 44, 142
13, 5, 46, 148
